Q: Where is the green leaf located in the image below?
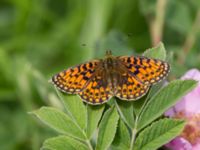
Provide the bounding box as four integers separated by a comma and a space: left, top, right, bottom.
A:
132, 81, 165, 115
42, 136, 88, 150
86, 104, 105, 139
146, 81, 165, 100
106, 97, 115, 107
111, 119, 130, 150
96, 106, 119, 150
132, 95, 148, 116
133, 81, 163, 116
138, 80, 197, 130
31, 107, 86, 140
57, 91, 87, 130
143, 42, 166, 60
116, 100, 134, 128
134, 118, 185, 150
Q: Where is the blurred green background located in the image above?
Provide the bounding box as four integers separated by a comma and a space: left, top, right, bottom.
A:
0, 0, 200, 149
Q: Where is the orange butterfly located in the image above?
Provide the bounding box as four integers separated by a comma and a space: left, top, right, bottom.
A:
51, 51, 170, 105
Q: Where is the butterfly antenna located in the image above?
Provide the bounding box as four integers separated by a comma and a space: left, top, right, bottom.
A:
106, 50, 112, 56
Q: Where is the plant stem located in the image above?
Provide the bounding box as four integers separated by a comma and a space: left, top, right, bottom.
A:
86, 139, 93, 150
130, 128, 137, 150
149, 0, 167, 46
130, 116, 139, 150
178, 10, 200, 64
183, 10, 200, 54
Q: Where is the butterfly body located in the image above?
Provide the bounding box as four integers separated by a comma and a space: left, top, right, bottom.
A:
51, 51, 170, 105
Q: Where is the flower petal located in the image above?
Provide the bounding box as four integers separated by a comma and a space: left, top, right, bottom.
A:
165, 106, 176, 117
192, 143, 200, 150
166, 137, 192, 150
181, 69, 200, 81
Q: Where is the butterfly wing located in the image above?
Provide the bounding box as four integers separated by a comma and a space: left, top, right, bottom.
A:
51, 60, 100, 94
78, 70, 113, 105
115, 72, 150, 100
118, 56, 170, 85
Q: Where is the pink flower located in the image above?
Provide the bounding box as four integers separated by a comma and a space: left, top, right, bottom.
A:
165, 69, 200, 150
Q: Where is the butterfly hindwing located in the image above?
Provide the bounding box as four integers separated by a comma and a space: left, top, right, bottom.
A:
78, 71, 113, 105
118, 56, 170, 85
115, 73, 150, 100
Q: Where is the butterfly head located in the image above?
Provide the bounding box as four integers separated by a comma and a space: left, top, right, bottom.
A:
105, 50, 112, 57
105, 50, 115, 63
103, 50, 119, 70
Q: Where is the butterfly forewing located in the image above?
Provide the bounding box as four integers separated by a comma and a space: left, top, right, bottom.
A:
118, 56, 170, 85
52, 60, 99, 93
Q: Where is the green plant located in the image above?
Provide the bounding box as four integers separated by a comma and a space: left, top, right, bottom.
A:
31, 43, 197, 150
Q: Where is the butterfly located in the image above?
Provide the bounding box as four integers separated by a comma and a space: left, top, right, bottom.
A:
51, 50, 170, 105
